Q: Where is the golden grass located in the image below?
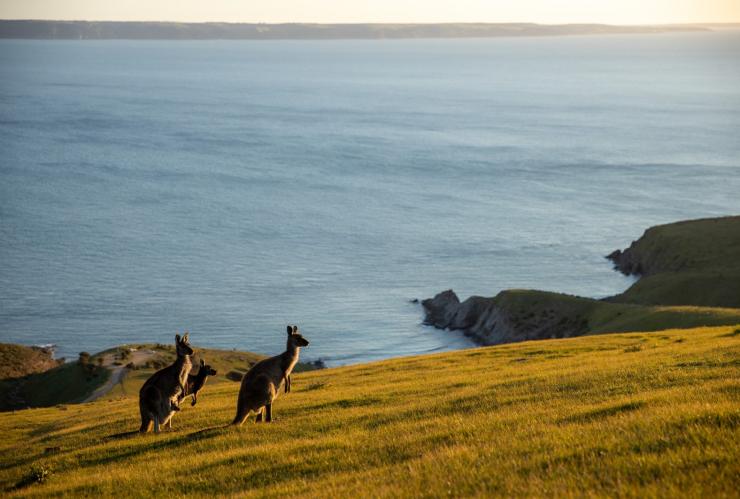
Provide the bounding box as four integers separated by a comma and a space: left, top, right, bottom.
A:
1, 326, 739, 497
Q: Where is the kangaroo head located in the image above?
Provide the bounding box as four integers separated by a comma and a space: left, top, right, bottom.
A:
287, 325, 310, 347
199, 358, 217, 376
175, 333, 194, 357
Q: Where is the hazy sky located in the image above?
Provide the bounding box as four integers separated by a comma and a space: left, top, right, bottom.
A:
0, 0, 738, 24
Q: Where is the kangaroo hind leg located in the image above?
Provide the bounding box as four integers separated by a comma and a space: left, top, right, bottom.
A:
232, 407, 250, 426
139, 415, 152, 433
265, 403, 273, 423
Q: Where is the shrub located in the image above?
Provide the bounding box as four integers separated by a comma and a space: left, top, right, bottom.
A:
28, 464, 52, 484
78, 352, 90, 366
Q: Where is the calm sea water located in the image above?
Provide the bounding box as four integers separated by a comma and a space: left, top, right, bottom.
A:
1, 32, 739, 365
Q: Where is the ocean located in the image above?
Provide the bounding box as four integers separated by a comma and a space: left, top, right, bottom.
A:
1, 31, 739, 365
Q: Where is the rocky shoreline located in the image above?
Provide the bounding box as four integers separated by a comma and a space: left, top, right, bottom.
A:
421, 216, 740, 346
421, 290, 590, 346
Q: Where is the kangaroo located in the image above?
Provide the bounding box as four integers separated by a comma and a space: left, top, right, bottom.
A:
138, 333, 194, 433
231, 325, 309, 426
177, 359, 217, 407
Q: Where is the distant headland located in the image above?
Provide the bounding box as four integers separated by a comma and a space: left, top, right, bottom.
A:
422, 216, 740, 346
0, 21, 727, 40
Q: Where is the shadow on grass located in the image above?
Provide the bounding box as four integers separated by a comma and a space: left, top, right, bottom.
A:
77, 427, 226, 469
561, 401, 645, 423
300, 396, 383, 412
105, 430, 141, 440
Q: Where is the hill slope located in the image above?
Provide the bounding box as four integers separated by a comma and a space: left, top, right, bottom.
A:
422, 288, 740, 346
607, 216, 740, 307
0, 344, 63, 380
423, 216, 740, 345
1, 326, 738, 497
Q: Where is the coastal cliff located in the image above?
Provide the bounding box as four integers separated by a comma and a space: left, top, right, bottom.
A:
606, 216, 740, 307
423, 216, 740, 345
422, 290, 589, 345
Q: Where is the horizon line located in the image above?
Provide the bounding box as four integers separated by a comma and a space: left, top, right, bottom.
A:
2, 19, 740, 26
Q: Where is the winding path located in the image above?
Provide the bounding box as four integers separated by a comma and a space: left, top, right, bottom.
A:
82, 349, 155, 403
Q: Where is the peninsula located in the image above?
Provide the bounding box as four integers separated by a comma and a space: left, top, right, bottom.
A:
0, 21, 714, 40
422, 216, 740, 346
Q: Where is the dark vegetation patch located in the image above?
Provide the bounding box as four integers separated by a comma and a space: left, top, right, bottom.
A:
12, 463, 53, 490
670, 412, 739, 431
1, 361, 109, 412
674, 358, 740, 369
712, 383, 740, 396
304, 382, 328, 391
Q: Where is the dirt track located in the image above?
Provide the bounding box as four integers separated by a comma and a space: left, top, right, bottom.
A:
83, 349, 156, 402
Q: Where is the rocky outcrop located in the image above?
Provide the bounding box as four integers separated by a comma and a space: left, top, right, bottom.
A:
606, 248, 643, 276
422, 290, 590, 346
605, 229, 662, 277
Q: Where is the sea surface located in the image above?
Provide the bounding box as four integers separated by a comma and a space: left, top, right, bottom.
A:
1, 32, 739, 366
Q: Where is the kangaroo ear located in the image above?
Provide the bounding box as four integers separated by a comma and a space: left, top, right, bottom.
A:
287, 325, 293, 335
183, 332, 189, 343
175, 334, 181, 343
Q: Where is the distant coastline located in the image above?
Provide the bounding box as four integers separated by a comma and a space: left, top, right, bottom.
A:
0, 20, 726, 40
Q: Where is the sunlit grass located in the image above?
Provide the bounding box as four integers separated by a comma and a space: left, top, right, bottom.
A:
1, 325, 738, 497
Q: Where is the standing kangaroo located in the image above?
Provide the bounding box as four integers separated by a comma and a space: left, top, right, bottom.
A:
232, 325, 309, 426
178, 359, 217, 407
138, 333, 194, 433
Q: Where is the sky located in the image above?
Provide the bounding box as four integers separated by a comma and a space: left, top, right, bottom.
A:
0, 0, 739, 25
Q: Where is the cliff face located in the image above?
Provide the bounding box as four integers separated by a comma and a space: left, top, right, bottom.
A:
422, 290, 589, 346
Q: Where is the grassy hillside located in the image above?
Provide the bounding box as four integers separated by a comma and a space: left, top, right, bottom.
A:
1, 325, 738, 497
0, 344, 106, 411
0, 362, 110, 411
0, 344, 63, 380
499, 289, 740, 335
608, 216, 740, 307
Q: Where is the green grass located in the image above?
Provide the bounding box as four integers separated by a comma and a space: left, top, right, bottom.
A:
613, 271, 740, 308
1, 325, 738, 497
615, 216, 740, 275
0, 362, 109, 411
611, 216, 740, 307
490, 288, 740, 337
